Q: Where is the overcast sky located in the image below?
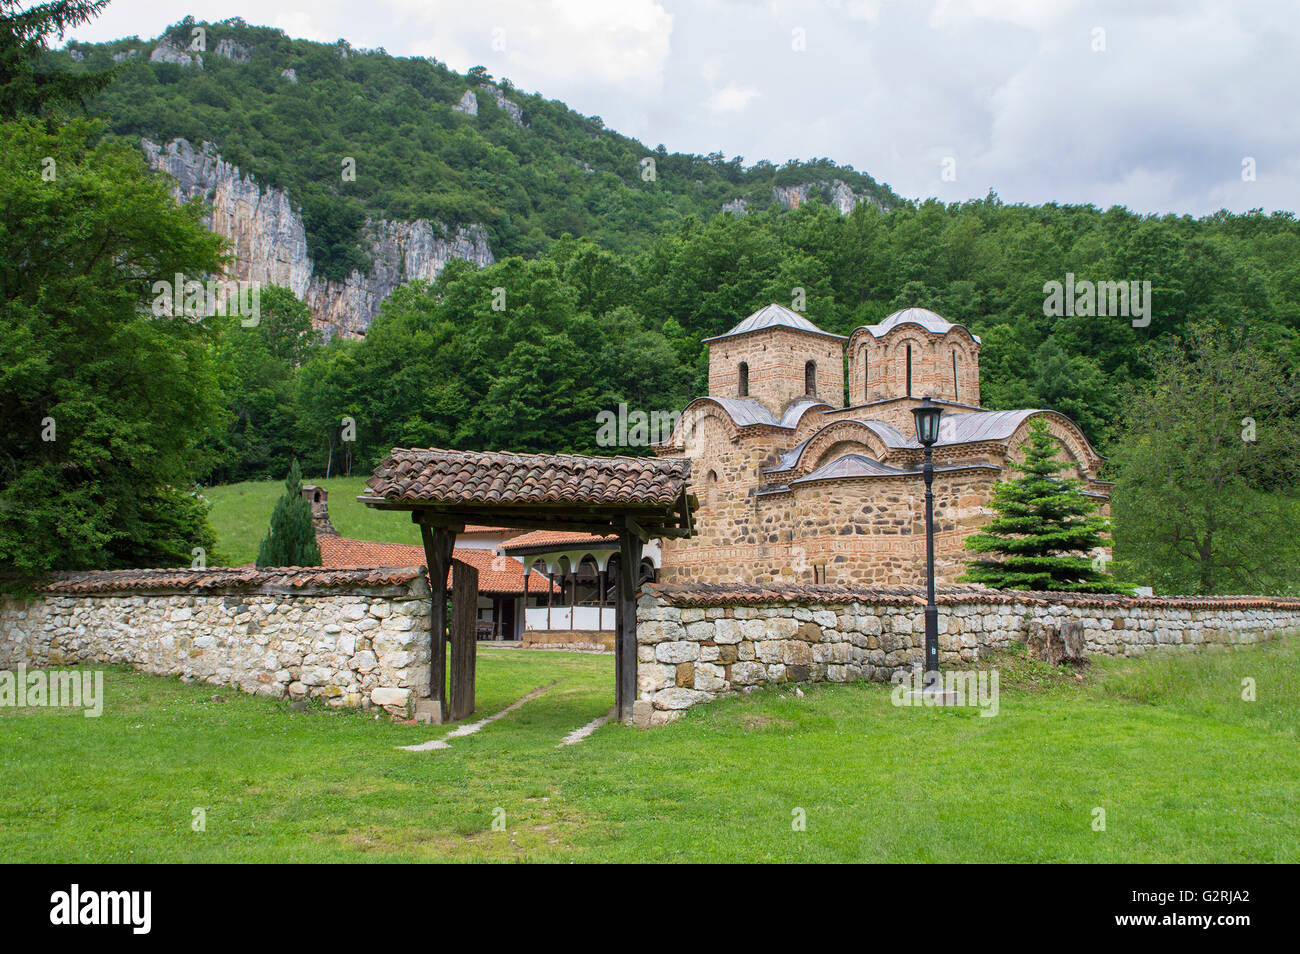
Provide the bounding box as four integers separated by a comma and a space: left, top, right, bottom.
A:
65, 0, 1300, 215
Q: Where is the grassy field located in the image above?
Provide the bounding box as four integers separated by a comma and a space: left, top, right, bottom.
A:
3, 638, 1298, 862
203, 477, 420, 565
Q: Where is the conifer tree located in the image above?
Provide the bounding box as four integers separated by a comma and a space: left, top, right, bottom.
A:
255, 460, 321, 567
1, 1, 117, 119
960, 419, 1116, 592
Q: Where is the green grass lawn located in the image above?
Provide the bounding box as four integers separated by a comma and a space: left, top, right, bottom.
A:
204, 477, 420, 565
3, 638, 1298, 862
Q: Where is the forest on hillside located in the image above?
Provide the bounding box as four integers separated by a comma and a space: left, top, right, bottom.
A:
210, 197, 1300, 480
59, 17, 898, 279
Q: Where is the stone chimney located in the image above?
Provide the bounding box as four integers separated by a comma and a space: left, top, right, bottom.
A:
300, 484, 338, 537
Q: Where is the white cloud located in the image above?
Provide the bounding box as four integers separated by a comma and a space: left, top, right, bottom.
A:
706, 83, 760, 112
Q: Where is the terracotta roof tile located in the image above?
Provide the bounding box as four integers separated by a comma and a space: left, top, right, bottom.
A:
500, 530, 619, 552
317, 536, 556, 595
362, 447, 690, 507
41, 566, 424, 594
644, 582, 1300, 611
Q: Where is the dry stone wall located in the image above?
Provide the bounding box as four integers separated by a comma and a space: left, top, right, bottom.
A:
633, 583, 1300, 726
0, 568, 431, 717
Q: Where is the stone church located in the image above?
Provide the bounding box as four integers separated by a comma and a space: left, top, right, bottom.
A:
655, 303, 1111, 586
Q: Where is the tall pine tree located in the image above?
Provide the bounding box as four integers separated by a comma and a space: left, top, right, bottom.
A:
255, 460, 321, 567
960, 419, 1116, 592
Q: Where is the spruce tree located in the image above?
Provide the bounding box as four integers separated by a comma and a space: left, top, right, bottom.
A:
1, 1, 117, 119
255, 460, 322, 567
960, 419, 1116, 592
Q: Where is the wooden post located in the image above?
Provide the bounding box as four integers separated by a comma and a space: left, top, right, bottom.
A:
546, 571, 553, 630
449, 559, 478, 721
615, 528, 644, 723
569, 560, 577, 629
598, 566, 607, 631
419, 521, 456, 724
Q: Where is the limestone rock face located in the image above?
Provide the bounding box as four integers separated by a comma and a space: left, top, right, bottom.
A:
453, 89, 478, 116
479, 83, 526, 126
142, 138, 494, 338
770, 179, 883, 215
150, 38, 202, 69
214, 38, 251, 63
280, 67, 297, 83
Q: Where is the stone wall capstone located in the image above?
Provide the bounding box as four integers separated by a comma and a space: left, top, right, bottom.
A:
0, 567, 432, 717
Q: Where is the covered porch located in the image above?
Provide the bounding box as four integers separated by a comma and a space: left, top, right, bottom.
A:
500, 531, 663, 640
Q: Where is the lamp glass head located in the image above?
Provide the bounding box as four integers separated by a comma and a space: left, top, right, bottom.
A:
912, 396, 942, 447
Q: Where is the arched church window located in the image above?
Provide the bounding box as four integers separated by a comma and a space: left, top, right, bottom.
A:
952, 348, 959, 402
738, 362, 749, 397
863, 350, 869, 401
804, 360, 816, 396
905, 344, 913, 396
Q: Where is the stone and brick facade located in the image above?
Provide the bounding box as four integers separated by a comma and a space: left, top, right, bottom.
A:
656, 303, 1111, 588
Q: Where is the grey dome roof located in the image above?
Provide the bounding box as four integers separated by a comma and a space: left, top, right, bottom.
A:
703, 303, 847, 343
860, 307, 981, 343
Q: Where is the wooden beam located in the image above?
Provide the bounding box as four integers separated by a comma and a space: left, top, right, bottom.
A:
418, 522, 456, 724
614, 523, 643, 724
449, 559, 477, 722
368, 503, 693, 536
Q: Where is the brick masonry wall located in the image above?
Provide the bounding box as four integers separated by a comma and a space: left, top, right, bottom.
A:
0, 569, 432, 716
632, 584, 1300, 726
707, 326, 846, 414
848, 327, 981, 406
660, 467, 999, 587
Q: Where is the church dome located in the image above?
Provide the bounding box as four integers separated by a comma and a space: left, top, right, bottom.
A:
863, 307, 981, 343
702, 303, 847, 343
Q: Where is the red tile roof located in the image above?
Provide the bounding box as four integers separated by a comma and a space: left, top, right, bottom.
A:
317, 536, 556, 595
362, 447, 690, 506
501, 530, 619, 552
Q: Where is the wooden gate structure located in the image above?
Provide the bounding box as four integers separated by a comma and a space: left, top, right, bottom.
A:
359, 448, 694, 724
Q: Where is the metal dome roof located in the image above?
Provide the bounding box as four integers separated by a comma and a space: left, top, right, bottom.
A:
860, 307, 981, 343
702, 303, 847, 343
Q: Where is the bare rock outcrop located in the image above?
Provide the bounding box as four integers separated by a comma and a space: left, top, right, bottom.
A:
452, 89, 478, 116
770, 179, 884, 215
214, 38, 251, 63
142, 138, 493, 339
479, 83, 526, 126
150, 38, 202, 69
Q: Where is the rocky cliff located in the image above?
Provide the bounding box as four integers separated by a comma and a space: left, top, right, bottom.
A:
720, 179, 886, 217
142, 138, 494, 338
773, 179, 884, 215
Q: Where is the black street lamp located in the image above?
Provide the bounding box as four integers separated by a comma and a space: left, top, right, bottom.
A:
911, 396, 943, 680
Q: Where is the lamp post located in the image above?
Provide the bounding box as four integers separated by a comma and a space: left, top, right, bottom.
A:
911, 396, 943, 683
